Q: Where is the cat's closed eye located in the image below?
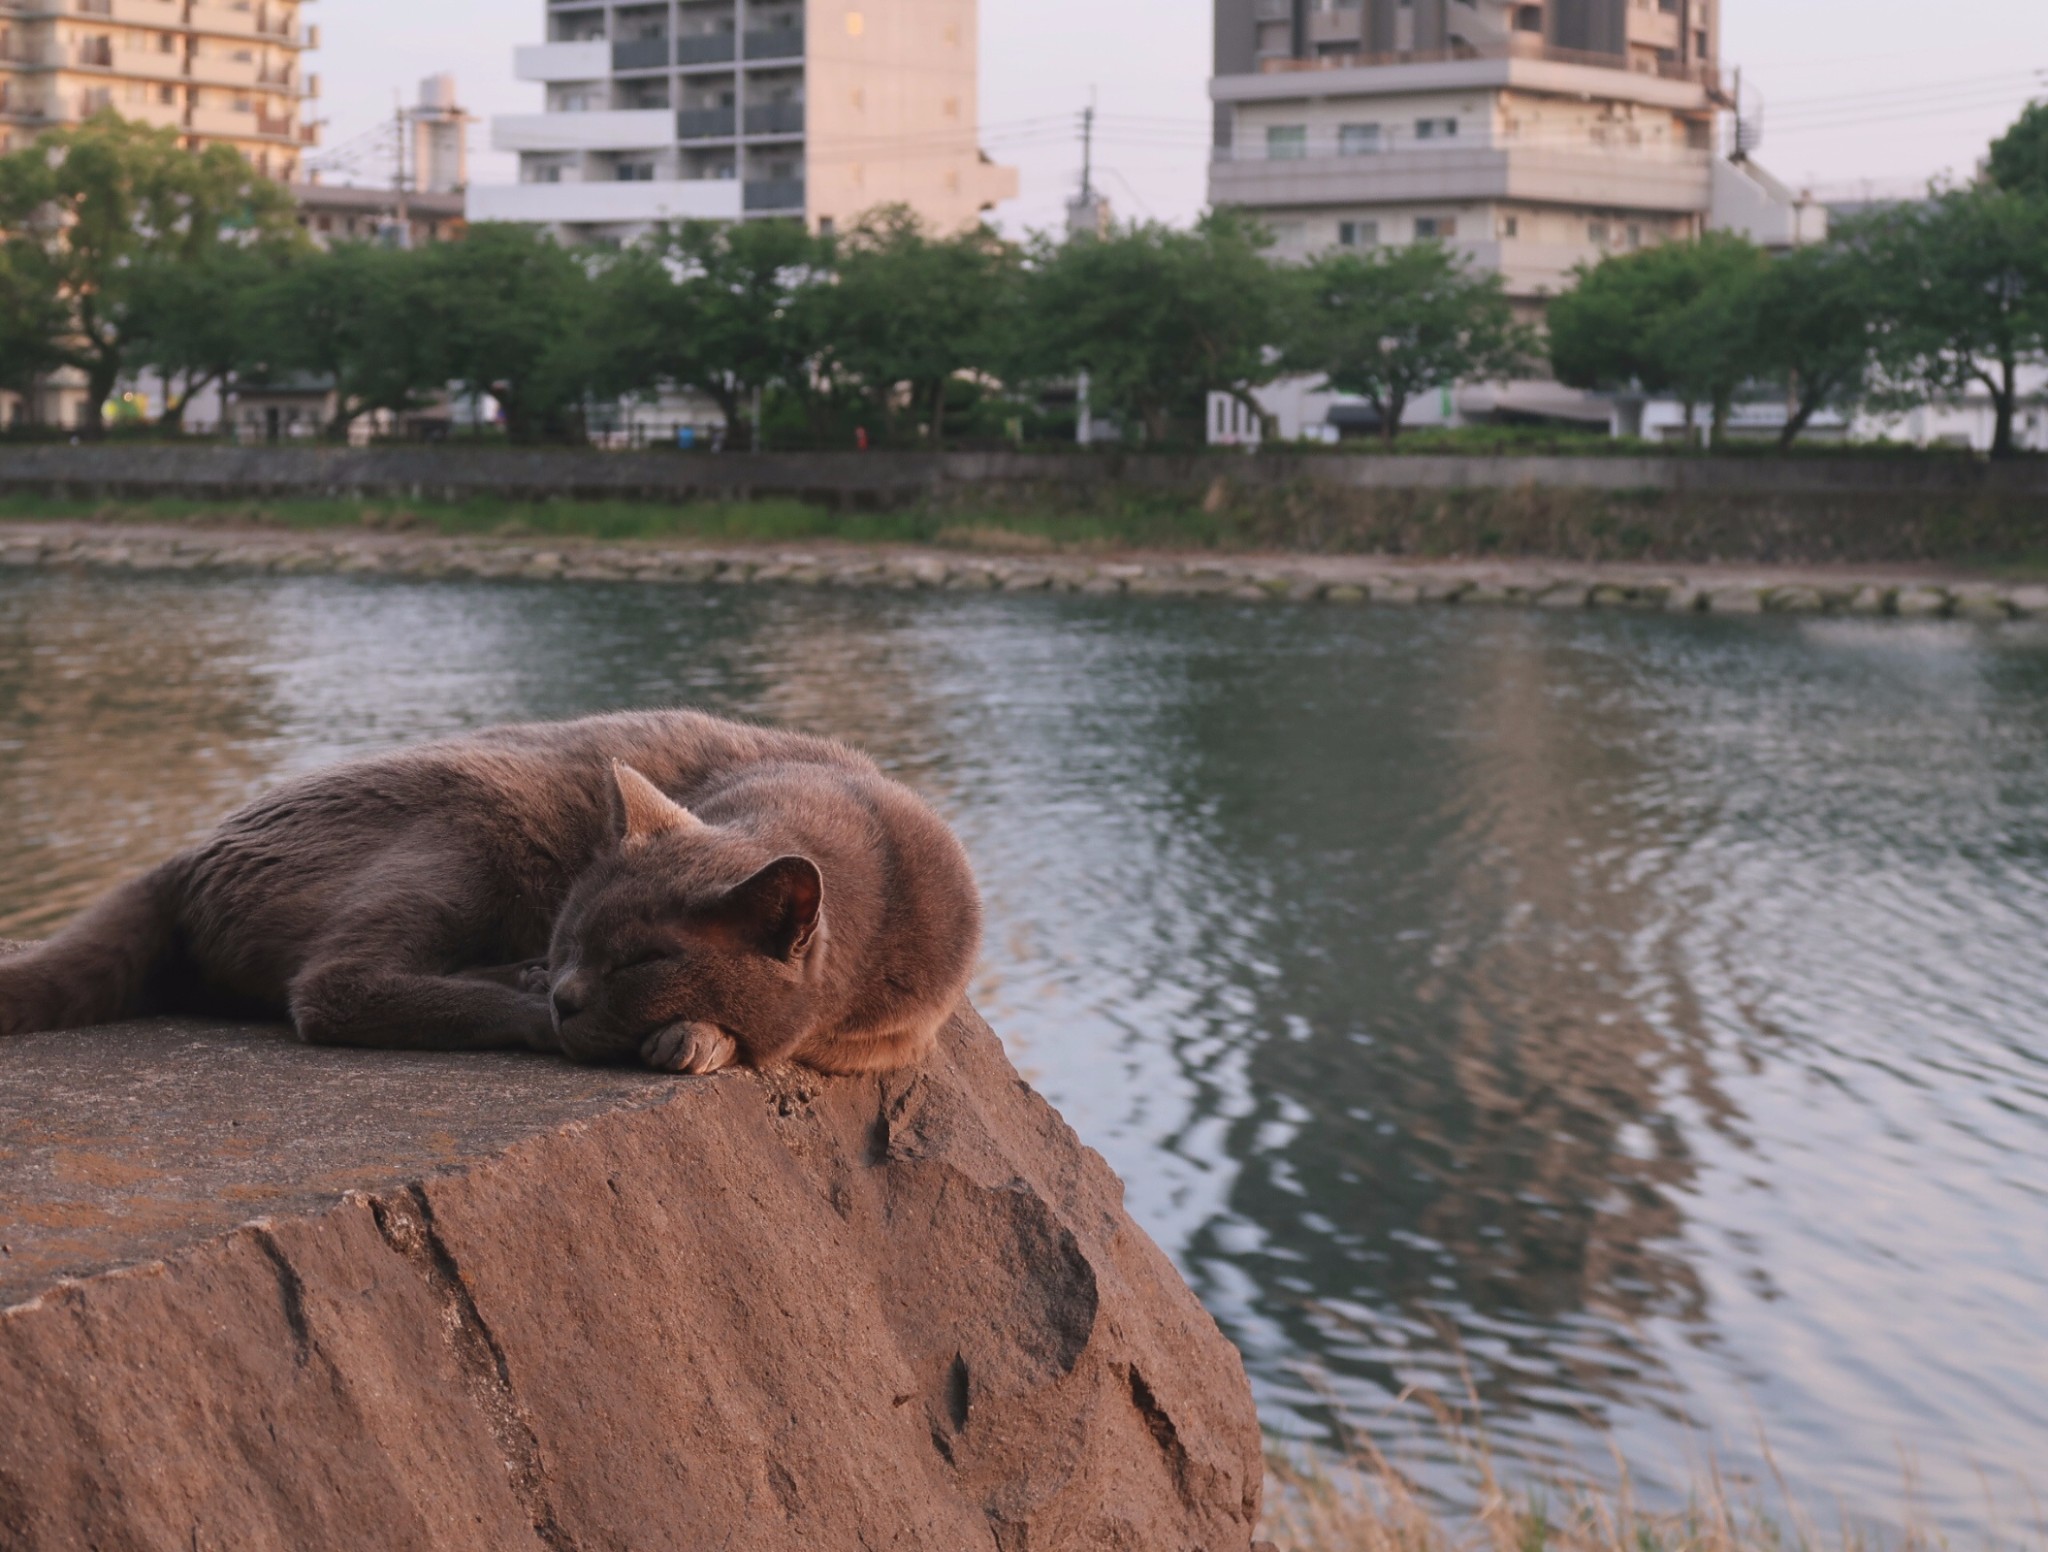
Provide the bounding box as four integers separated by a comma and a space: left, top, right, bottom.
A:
606, 950, 671, 978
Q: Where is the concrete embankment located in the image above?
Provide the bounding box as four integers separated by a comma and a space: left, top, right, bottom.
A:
4, 519, 2047, 621
2, 445, 2047, 565
0, 998, 1263, 1550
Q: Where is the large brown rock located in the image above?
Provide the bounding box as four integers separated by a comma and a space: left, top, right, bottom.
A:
0, 1006, 1262, 1550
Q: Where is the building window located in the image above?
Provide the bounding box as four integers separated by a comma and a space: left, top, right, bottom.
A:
1500, 214, 1519, 238
1266, 125, 1308, 161
1588, 220, 1610, 245
1414, 117, 1458, 142
1414, 216, 1456, 240
1338, 123, 1382, 156
617, 162, 654, 181
1338, 220, 1379, 248
1514, 4, 1542, 31
1625, 223, 1642, 249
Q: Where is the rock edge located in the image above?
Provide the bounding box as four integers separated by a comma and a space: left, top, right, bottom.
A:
0, 1007, 1263, 1551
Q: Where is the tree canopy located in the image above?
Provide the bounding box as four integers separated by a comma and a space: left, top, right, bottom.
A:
0, 112, 298, 436
1987, 100, 2048, 200
1548, 232, 1768, 438
1281, 242, 1534, 442
1859, 186, 2048, 458
1024, 211, 1283, 443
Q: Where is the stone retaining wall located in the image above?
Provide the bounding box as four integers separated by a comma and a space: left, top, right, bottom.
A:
2, 444, 2043, 503
5, 521, 2046, 621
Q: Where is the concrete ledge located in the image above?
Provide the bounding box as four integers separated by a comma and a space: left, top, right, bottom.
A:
0, 1007, 1263, 1549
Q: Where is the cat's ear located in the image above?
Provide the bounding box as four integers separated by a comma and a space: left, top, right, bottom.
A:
612, 761, 702, 846
719, 856, 824, 963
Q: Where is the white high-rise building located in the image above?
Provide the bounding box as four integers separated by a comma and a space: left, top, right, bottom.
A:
469, 0, 1017, 242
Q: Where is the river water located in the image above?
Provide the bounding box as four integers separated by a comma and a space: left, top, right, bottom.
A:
3, 567, 2045, 1535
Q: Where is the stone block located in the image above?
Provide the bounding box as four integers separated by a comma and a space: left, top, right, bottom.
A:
0, 1011, 1263, 1550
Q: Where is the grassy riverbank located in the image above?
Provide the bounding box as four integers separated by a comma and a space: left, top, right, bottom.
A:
1261, 1436, 2034, 1552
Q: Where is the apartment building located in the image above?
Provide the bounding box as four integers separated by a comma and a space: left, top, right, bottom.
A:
1210, 0, 1761, 301
469, 0, 1017, 241
0, 0, 318, 179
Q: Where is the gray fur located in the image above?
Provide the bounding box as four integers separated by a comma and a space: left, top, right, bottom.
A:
0, 712, 982, 1075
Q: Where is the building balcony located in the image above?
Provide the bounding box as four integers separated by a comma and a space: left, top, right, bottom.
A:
492, 108, 676, 153
186, 104, 274, 137
1214, 39, 1724, 109
1209, 142, 1712, 214
743, 100, 802, 136
613, 36, 669, 72
467, 177, 746, 226
742, 175, 803, 212
742, 26, 802, 61
676, 105, 735, 139
677, 34, 737, 67
0, 0, 308, 41
514, 40, 611, 83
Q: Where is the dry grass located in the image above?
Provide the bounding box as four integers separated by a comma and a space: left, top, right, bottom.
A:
1260, 1418, 2045, 1552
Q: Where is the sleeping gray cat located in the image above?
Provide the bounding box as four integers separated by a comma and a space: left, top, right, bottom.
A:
0, 711, 981, 1075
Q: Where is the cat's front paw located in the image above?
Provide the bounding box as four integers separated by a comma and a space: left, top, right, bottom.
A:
516, 961, 552, 997
641, 1021, 737, 1076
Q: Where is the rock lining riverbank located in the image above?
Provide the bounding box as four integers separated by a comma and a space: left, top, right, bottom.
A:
5, 520, 2046, 621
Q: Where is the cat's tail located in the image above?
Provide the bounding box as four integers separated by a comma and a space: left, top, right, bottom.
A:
0, 865, 183, 1037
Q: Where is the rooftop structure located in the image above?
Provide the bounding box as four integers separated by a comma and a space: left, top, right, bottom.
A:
0, 0, 319, 179
469, 0, 1018, 242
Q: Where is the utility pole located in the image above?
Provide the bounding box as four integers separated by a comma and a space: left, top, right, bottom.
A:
1065, 91, 1110, 242
392, 92, 412, 250
1080, 100, 1095, 208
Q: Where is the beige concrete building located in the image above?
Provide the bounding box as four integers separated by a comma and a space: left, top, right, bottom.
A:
470, 0, 1017, 242
1210, 0, 1748, 299
0, 0, 319, 179
1213, 0, 1826, 434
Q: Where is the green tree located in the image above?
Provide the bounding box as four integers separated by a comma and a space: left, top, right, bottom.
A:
258, 241, 450, 440
0, 112, 296, 437
0, 244, 67, 405
1024, 210, 1284, 444
421, 223, 601, 444
127, 243, 290, 432
1746, 236, 1880, 448
1549, 233, 1767, 441
815, 207, 1021, 447
1861, 185, 2048, 459
1987, 100, 2048, 199
634, 218, 830, 450
1280, 242, 1535, 443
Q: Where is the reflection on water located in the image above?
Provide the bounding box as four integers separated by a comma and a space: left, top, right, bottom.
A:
4, 569, 2046, 1534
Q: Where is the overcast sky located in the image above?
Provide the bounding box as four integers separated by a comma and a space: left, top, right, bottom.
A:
313, 0, 2046, 232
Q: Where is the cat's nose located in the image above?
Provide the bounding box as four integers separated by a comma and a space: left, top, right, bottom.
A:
550, 972, 592, 1023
